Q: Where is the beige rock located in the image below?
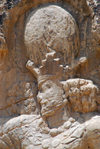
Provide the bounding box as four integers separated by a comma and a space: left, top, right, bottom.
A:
0, 0, 100, 149
85, 116, 100, 149
50, 128, 58, 137
69, 117, 75, 123
24, 5, 79, 66
0, 113, 100, 149
42, 139, 50, 149
37, 80, 65, 117
51, 139, 60, 148
62, 78, 98, 113
63, 121, 72, 129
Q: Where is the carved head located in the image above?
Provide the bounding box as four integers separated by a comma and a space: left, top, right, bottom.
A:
26, 54, 67, 117
24, 5, 80, 117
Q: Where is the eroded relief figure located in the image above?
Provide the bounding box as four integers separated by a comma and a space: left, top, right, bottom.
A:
24, 5, 79, 119
0, 1, 100, 149
25, 5, 99, 125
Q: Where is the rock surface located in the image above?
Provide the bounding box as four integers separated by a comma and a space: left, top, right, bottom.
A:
0, 0, 100, 149
24, 5, 79, 66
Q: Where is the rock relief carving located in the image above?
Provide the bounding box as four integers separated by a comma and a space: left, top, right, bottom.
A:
0, 1, 100, 149
25, 5, 99, 123
25, 5, 79, 119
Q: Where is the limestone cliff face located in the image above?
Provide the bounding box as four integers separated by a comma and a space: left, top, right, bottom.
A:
0, 0, 100, 149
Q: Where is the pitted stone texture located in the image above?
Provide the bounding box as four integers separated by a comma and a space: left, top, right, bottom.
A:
0, 1, 100, 149
24, 5, 79, 66
37, 80, 67, 117
37, 80, 64, 116
62, 78, 98, 113
1, 114, 100, 149
42, 139, 50, 149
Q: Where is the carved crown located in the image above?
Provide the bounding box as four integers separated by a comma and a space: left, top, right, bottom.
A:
26, 51, 63, 88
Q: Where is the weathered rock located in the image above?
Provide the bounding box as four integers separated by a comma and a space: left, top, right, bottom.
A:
24, 5, 79, 66
63, 121, 72, 129
50, 128, 58, 137
51, 139, 60, 148
62, 78, 99, 113
0, 0, 100, 149
42, 139, 50, 149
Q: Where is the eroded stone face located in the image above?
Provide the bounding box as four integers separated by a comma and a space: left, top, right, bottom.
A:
37, 80, 67, 117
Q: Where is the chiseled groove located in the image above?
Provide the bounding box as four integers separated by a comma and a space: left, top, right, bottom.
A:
0, 95, 34, 111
